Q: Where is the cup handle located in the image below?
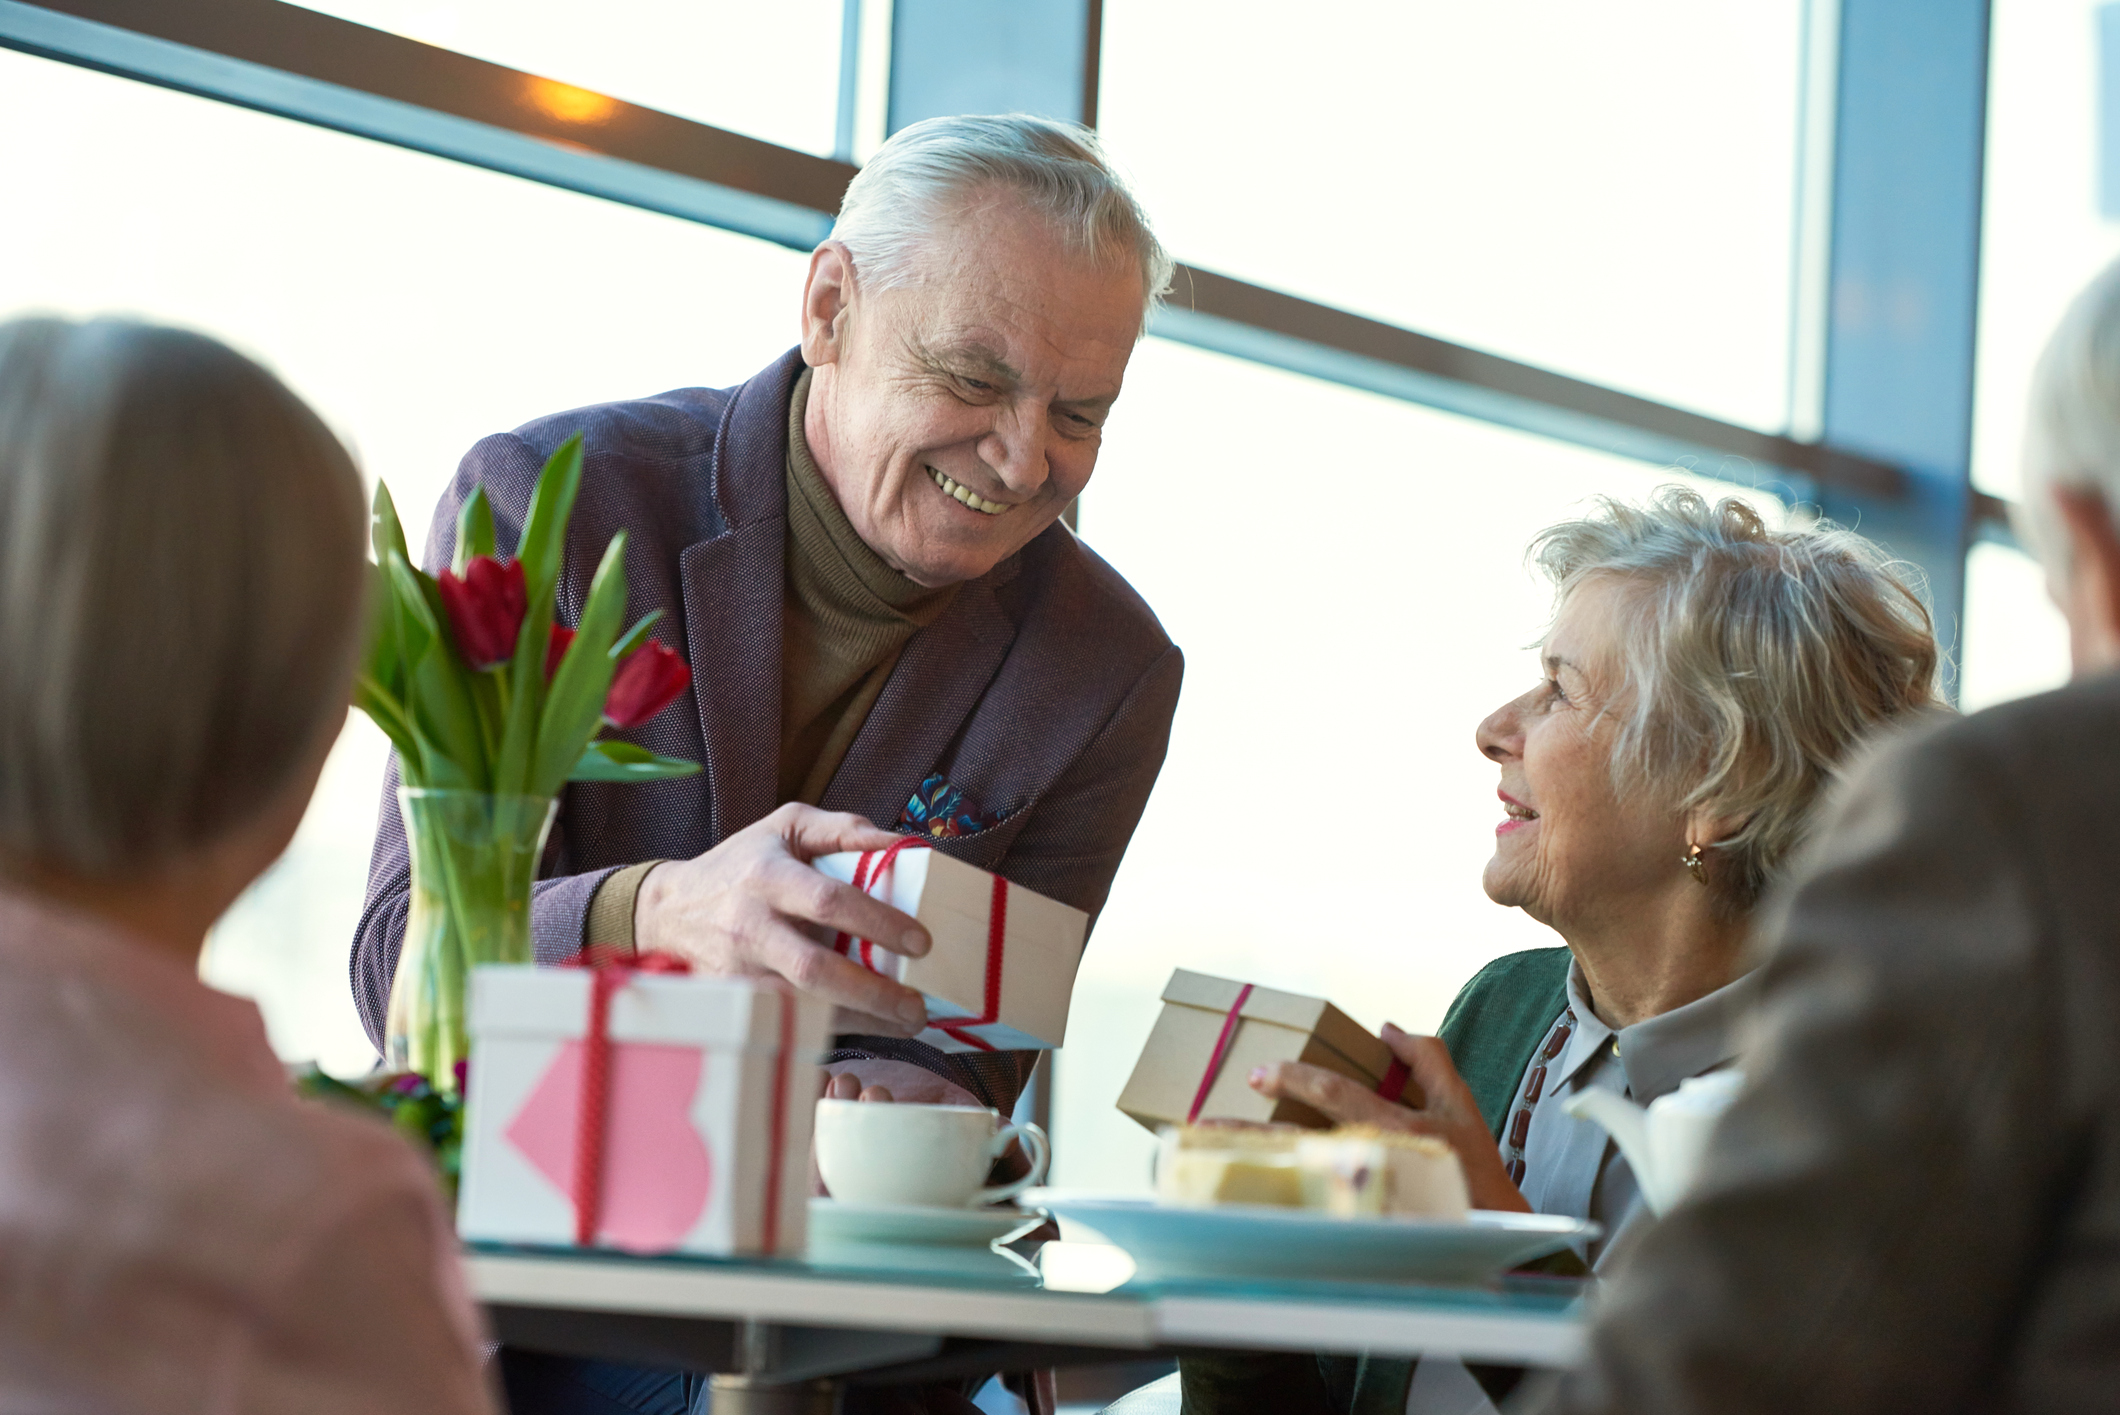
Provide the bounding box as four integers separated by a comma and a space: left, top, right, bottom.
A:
975, 1121, 1049, 1207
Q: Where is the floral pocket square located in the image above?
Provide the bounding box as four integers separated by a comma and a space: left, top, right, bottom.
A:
899, 773, 1007, 839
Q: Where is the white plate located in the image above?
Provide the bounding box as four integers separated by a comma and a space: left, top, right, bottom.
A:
1030, 1192, 1597, 1285
806, 1198, 1041, 1249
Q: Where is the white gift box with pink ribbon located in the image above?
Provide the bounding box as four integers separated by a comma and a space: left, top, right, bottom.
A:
457, 963, 830, 1256
813, 842, 1086, 1053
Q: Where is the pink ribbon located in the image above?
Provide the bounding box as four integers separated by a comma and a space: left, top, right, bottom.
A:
833, 840, 1011, 1052
1186, 983, 1254, 1124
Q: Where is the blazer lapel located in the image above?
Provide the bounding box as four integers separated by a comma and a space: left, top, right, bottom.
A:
680, 528, 784, 842
822, 579, 1018, 829
676, 348, 803, 843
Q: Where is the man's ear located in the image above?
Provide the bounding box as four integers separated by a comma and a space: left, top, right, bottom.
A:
800, 241, 856, 368
2052, 486, 2120, 676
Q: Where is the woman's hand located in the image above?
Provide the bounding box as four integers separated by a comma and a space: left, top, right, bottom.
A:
1248, 1023, 1531, 1213
820, 1059, 977, 1107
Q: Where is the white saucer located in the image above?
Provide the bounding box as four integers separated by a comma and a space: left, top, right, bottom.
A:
1030, 1191, 1597, 1285
807, 1198, 1042, 1249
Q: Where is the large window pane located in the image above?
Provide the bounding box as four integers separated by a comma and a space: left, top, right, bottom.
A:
1060, 339, 1788, 1191
290, 0, 847, 156
1099, 1, 1806, 432
0, 49, 809, 1072
1959, 542, 2070, 713
1973, 0, 2120, 499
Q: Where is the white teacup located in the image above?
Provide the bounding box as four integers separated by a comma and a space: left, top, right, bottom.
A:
814, 1099, 1049, 1209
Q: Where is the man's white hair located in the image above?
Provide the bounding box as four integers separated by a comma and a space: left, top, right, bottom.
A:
828, 113, 1173, 325
2022, 255, 2120, 584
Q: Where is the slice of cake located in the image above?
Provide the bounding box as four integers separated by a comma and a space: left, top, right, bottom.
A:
1154, 1125, 1304, 1208
1296, 1126, 1471, 1219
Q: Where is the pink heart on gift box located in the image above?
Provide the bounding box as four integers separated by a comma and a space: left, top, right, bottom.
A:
504, 1040, 714, 1252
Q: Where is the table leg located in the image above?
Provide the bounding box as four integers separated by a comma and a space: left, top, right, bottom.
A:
707, 1320, 841, 1413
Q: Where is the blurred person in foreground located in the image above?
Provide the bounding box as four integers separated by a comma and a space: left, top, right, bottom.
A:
1172, 487, 1941, 1415
1537, 257, 2120, 1414
0, 317, 491, 1412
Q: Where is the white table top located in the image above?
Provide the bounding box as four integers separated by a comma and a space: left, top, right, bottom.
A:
467, 1245, 1587, 1368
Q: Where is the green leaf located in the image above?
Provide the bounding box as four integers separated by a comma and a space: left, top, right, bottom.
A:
390, 552, 488, 788
359, 561, 402, 701
569, 738, 703, 783
353, 673, 422, 765
515, 434, 586, 604
491, 436, 584, 799
453, 485, 496, 575
411, 719, 474, 789
609, 607, 664, 663
530, 531, 628, 798
371, 480, 412, 568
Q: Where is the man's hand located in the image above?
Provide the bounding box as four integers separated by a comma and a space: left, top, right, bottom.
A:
1248, 1023, 1531, 1213
636, 803, 933, 1036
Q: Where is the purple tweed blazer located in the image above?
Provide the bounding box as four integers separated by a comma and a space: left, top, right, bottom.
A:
350, 349, 1183, 1110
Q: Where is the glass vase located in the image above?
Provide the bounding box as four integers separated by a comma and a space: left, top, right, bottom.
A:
385, 787, 558, 1095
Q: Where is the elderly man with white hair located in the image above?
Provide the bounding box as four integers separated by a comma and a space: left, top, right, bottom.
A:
1539, 256, 2120, 1414
350, 114, 1181, 1414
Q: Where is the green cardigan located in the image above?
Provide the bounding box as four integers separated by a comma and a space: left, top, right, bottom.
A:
1176, 947, 1576, 1415
1435, 946, 1573, 1135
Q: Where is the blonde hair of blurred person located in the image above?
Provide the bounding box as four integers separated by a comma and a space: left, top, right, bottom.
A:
0, 316, 493, 1415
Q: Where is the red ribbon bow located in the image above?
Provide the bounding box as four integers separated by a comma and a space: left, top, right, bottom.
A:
831, 839, 1010, 1053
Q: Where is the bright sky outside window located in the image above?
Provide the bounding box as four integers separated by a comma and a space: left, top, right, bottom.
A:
1099, 0, 1807, 436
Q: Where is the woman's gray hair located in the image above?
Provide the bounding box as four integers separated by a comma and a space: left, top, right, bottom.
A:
0, 316, 367, 878
1534, 486, 1943, 910
829, 113, 1173, 324
2021, 254, 2120, 582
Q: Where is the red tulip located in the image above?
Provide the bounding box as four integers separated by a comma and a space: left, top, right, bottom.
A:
545, 624, 575, 681
604, 639, 691, 729
435, 556, 526, 671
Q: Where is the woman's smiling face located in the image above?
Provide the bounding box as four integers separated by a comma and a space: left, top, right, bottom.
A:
1477, 575, 1690, 935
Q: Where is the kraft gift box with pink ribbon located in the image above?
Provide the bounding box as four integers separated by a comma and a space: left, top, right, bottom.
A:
1116, 969, 1423, 1131
456, 961, 830, 1256
812, 840, 1086, 1053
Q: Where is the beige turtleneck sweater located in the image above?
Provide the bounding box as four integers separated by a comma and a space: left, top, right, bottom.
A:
585, 368, 956, 949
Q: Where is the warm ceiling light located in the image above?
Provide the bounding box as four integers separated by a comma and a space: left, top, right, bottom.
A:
525, 78, 617, 127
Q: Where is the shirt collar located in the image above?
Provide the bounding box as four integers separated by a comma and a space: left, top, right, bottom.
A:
1556, 956, 1757, 1104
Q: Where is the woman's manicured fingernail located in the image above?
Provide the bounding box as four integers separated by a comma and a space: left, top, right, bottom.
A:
900, 929, 930, 956
1249, 1067, 1267, 1086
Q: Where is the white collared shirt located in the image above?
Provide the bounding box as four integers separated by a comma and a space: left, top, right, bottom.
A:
1514, 958, 1757, 1266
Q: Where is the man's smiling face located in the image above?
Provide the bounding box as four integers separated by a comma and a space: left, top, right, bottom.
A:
799, 191, 1145, 588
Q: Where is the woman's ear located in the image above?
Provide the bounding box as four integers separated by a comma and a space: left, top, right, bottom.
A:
1684, 808, 1744, 854
799, 241, 857, 368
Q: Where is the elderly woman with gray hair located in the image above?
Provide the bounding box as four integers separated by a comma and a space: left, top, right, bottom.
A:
1170, 485, 1941, 1415
0, 317, 493, 1412
1524, 268, 2120, 1413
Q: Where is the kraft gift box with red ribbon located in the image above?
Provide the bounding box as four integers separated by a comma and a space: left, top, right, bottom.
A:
1115, 969, 1423, 1131
812, 840, 1086, 1053
456, 958, 831, 1256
